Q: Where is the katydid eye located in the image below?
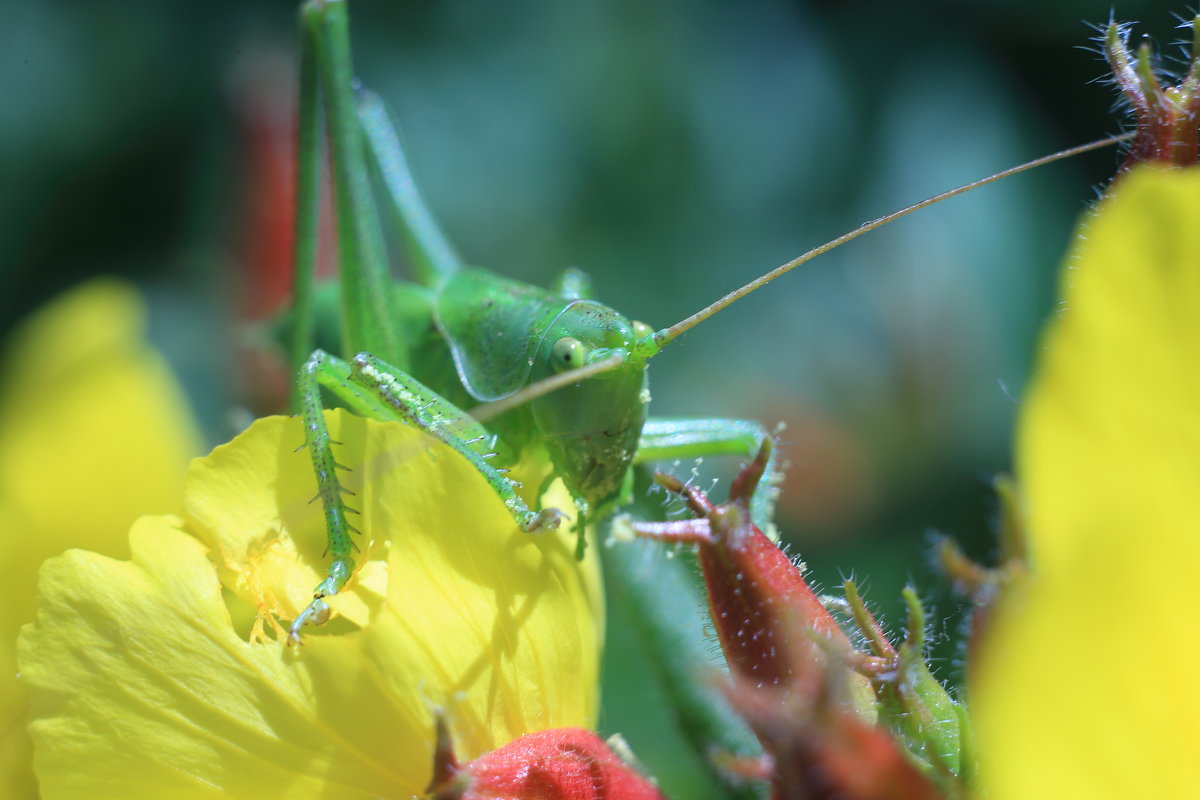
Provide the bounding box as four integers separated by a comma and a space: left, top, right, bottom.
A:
632, 320, 653, 339
551, 337, 587, 372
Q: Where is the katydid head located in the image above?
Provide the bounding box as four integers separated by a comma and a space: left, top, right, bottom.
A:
526, 301, 654, 512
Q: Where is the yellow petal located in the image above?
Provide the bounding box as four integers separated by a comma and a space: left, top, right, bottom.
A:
22, 516, 411, 798
0, 279, 201, 632
1014, 167, 1200, 574
975, 167, 1200, 798
363, 449, 604, 760
0, 280, 201, 798
22, 413, 603, 796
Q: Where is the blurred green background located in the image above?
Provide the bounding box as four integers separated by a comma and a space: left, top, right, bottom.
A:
0, 0, 1182, 795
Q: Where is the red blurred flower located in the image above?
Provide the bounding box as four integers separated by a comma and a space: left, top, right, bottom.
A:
428, 721, 665, 800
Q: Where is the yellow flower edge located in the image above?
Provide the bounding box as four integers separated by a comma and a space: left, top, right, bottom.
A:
0, 279, 201, 575
1014, 166, 1200, 574
0, 279, 201, 800
975, 167, 1200, 798
0, 509, 34, 800
20, 412, 604, 798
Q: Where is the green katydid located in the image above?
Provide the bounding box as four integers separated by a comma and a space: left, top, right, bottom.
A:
285, 0, 1126, 644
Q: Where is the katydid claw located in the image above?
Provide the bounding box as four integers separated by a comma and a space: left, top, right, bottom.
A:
288, 598, 331, 646
525, 507, 565, 532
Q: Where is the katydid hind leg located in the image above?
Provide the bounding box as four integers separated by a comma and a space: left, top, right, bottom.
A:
636, 418, 781, 530
289, 351, 363, 644
288, 10, 322, 411
358, 89, 462, 288
302, 0, 403, 368
289, 349, 563, 643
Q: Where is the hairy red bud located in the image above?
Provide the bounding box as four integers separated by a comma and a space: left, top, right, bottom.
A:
629, 446, 951, 799
429, 726, 665, 800
631, 442, 848, 687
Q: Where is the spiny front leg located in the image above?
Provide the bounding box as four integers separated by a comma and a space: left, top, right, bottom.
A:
289, 349, 563, 644
343, 352, 564, 531
289, 352, 362, 645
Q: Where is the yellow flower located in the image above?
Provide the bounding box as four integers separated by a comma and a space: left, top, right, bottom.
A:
19, 410, 604, 797
0, 280, 201, 799
974, 167, 1200, 797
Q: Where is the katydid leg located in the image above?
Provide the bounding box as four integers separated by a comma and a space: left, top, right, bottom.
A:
290, 349, 562, 643
357, 89, 461, 288
288, 13, 322, 410
302, 0, 402, 367
636, 418, 781, 529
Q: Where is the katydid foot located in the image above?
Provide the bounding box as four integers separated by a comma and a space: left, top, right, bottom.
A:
287, 555, 354, 646
525, 508, 566, 532
288, 599, 330, 646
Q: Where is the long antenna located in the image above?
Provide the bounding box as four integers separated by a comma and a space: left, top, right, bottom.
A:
466, 133, 1132, 422
656, 133, 1133, 347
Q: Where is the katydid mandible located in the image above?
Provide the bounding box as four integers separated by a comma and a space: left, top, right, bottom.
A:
286, 0, 1125, 644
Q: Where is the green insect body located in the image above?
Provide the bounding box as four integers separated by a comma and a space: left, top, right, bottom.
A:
285, 0, 743, 638
290, 234, 694, 640
303, 265, 661, 527
286, 0, 1123, 643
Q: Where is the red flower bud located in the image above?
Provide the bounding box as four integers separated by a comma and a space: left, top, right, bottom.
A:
720, 628, 942, 800
627, 446, 949, 799
428, 722, 665, 800
726, 646, 942, 800
629, 441, 848, 687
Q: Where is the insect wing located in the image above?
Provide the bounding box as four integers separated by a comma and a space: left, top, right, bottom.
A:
435, 268, 571, 402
